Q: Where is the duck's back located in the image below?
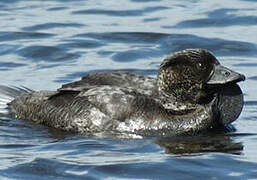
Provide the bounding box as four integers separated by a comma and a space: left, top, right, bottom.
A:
9, 84, 168, 134
60, 72, 158, 97
8, 72, 165, 134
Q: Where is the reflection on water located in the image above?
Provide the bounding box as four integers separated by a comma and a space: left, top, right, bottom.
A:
157, 133, 243, 155
1, 0, 257, 179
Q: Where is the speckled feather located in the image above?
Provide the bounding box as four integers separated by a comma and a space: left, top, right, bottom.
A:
9, 85, 215, 136
7, 49, 243, 136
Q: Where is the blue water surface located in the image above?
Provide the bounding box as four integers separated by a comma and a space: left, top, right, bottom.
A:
1, 0, 257, 179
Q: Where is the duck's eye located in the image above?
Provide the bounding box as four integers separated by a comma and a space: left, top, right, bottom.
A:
196, 62, 203, 70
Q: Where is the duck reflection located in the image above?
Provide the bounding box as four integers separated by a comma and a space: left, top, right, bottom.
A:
156, 129, 243, 155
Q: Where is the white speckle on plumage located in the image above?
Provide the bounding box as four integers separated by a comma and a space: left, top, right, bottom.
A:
3, 49, 244, 136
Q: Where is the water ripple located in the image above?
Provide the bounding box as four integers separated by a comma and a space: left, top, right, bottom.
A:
1, 154, 257, 180
0, 62, 26, 71
234, 63, 257, 67
47, 7, 69, 11
75, 32, 168, 44
159, 34, 257, 57
72, 6, 168, 16
17, 46, 80, 62
240, 0, 257, 2
0, 31, 55, 42
22, 23, 85, 31
173, 8, 257, 28
111, 48, 161, 62
0, 44, 20, 55
143, 17, 162, 22
248, 76, 257, 80
59, 39, 105, 49
74, 32, 257, 57
244, 101, 257, 106
131, 0, 162, 2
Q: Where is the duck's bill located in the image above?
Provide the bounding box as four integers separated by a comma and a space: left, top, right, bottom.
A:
207, 64, 245, 85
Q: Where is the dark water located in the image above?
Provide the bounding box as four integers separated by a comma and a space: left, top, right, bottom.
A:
1, 0, 257, 179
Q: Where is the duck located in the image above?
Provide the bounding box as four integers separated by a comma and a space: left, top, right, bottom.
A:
5, 49, 245, 136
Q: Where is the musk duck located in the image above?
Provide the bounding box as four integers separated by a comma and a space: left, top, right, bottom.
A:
4, 49, 245, 136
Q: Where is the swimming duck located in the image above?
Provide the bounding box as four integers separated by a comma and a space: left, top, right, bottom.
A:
6, 49, 245, 136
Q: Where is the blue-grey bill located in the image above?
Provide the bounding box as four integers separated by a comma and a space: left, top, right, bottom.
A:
207, 64, 245, 85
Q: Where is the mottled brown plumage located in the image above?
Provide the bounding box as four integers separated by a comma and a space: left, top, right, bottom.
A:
6, 49, 245, 136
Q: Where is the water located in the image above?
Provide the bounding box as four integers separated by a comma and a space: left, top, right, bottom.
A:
1, 0, 257, 179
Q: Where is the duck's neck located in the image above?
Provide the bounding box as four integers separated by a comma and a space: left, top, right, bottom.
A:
157, 68, 202, 114
158, 87, 198, 114
155, 87, 219, 135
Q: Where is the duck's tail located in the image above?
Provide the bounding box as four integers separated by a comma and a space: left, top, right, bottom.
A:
0, 85, 33, 114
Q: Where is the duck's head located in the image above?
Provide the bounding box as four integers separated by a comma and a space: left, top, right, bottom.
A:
158, 49, 245, 115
